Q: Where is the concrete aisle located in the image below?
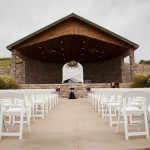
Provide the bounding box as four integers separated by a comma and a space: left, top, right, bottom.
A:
0, 98, 150, 150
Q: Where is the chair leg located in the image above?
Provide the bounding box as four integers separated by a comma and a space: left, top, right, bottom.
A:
49, 100, 52, 110
42, 103, 44, 119
32, 106, 35, 122
109, 106, 113, 127
123, 112, 129, 140
27, 114, 31, 133
19, 112, 24, 140
105, 105, 108, 122
0, 112, 3, 140
143, 111, 149, 139
98, 101, 101, 115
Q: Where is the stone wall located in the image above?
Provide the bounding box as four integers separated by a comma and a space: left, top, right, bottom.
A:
122, 63, 150, 82
25, 59, 63, 84
16, 63, 25, 84
0, 63, 24, 84
1, 60, 150, 85
0, 66, 11, 75
24, 57, 122, 84
20, 83, 131, 98
135, 64, 150, 74
83, 58, 122, 83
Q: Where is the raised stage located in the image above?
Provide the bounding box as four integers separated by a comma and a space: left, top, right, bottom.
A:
20, 83, 131, 98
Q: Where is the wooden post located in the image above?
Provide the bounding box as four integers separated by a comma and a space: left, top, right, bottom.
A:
129, 48, 135, 81
11, 50, 17, 79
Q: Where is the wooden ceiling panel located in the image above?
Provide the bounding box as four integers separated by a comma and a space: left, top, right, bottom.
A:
18, 35, 128, 63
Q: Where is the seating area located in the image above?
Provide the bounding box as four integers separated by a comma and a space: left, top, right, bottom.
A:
88, 88, 150, 140
0, 89, 59, 139
1, 88, 150, 149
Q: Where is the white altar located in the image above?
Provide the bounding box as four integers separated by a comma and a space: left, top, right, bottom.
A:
62, 62, 84, 83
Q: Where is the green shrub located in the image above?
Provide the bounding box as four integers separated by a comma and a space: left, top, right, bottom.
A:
0, 78, 5, 89
131, 73, 150, 88
0, 75, 19, 89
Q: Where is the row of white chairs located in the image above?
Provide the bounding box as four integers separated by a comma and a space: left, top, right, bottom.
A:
88, 88, 150, 140
0, 89, 59, 139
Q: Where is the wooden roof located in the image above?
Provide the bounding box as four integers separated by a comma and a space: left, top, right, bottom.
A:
7, 13, 139, 63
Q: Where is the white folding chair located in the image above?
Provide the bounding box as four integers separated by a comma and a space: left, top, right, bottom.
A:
0, 91, 30, 139
116, 90, 149, 140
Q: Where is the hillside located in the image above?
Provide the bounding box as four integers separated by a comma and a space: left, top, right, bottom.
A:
0, 58, 23, 67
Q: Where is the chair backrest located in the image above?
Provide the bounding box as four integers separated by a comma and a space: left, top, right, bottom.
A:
121, 90, 149, 110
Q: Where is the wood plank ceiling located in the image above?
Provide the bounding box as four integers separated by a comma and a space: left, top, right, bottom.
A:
18, 35, 128, 63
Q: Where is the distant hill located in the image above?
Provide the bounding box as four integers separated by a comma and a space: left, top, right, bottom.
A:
139, 60, 150, 65
0, 58, 23, 67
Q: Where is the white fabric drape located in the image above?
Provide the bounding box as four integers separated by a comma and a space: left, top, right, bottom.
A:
62, 63, 84, 83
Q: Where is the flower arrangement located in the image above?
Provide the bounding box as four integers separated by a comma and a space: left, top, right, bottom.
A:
67, 61, 78, 68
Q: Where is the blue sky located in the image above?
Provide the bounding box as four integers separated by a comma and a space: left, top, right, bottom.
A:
0, 0, 150, 63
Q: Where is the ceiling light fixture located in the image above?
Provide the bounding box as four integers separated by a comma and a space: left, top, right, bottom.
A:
89, 48, 99, 53
49, 49, 56, 53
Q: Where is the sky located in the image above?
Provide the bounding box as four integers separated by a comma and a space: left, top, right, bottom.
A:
0, 0, 150, 63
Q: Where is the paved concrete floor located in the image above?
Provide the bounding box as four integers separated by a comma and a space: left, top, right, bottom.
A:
0, 98, 150, 150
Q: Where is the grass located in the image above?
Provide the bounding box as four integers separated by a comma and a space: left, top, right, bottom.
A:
0, 58, 23, 67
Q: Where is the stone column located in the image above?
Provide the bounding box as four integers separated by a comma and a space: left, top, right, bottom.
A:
120, 58, 124, 83
11, 50, 17, 79
129, 48, 135, 81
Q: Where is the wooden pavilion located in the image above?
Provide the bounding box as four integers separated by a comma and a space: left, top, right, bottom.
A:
7, 13, 139, 85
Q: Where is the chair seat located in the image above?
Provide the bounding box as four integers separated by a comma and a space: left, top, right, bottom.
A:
4, 108, 25, 115
128, 102, 142, 107
109, 103, 120, 107
124, 106, 144, 115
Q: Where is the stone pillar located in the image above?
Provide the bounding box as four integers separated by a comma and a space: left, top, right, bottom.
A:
120, 58, 124, 83
11, 50, 17, 79
129, 48, 135, 81
22, 61, 26, 84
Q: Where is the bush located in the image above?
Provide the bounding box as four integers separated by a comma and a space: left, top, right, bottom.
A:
0, 75, 19, 89
131, 73, 150, 88
0, 78, 5, 89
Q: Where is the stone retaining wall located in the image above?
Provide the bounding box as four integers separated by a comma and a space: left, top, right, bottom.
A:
0, 66, 11, 75
0, 63, 24, 84
122, 63, 150, 82
20, 83, 131, 98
